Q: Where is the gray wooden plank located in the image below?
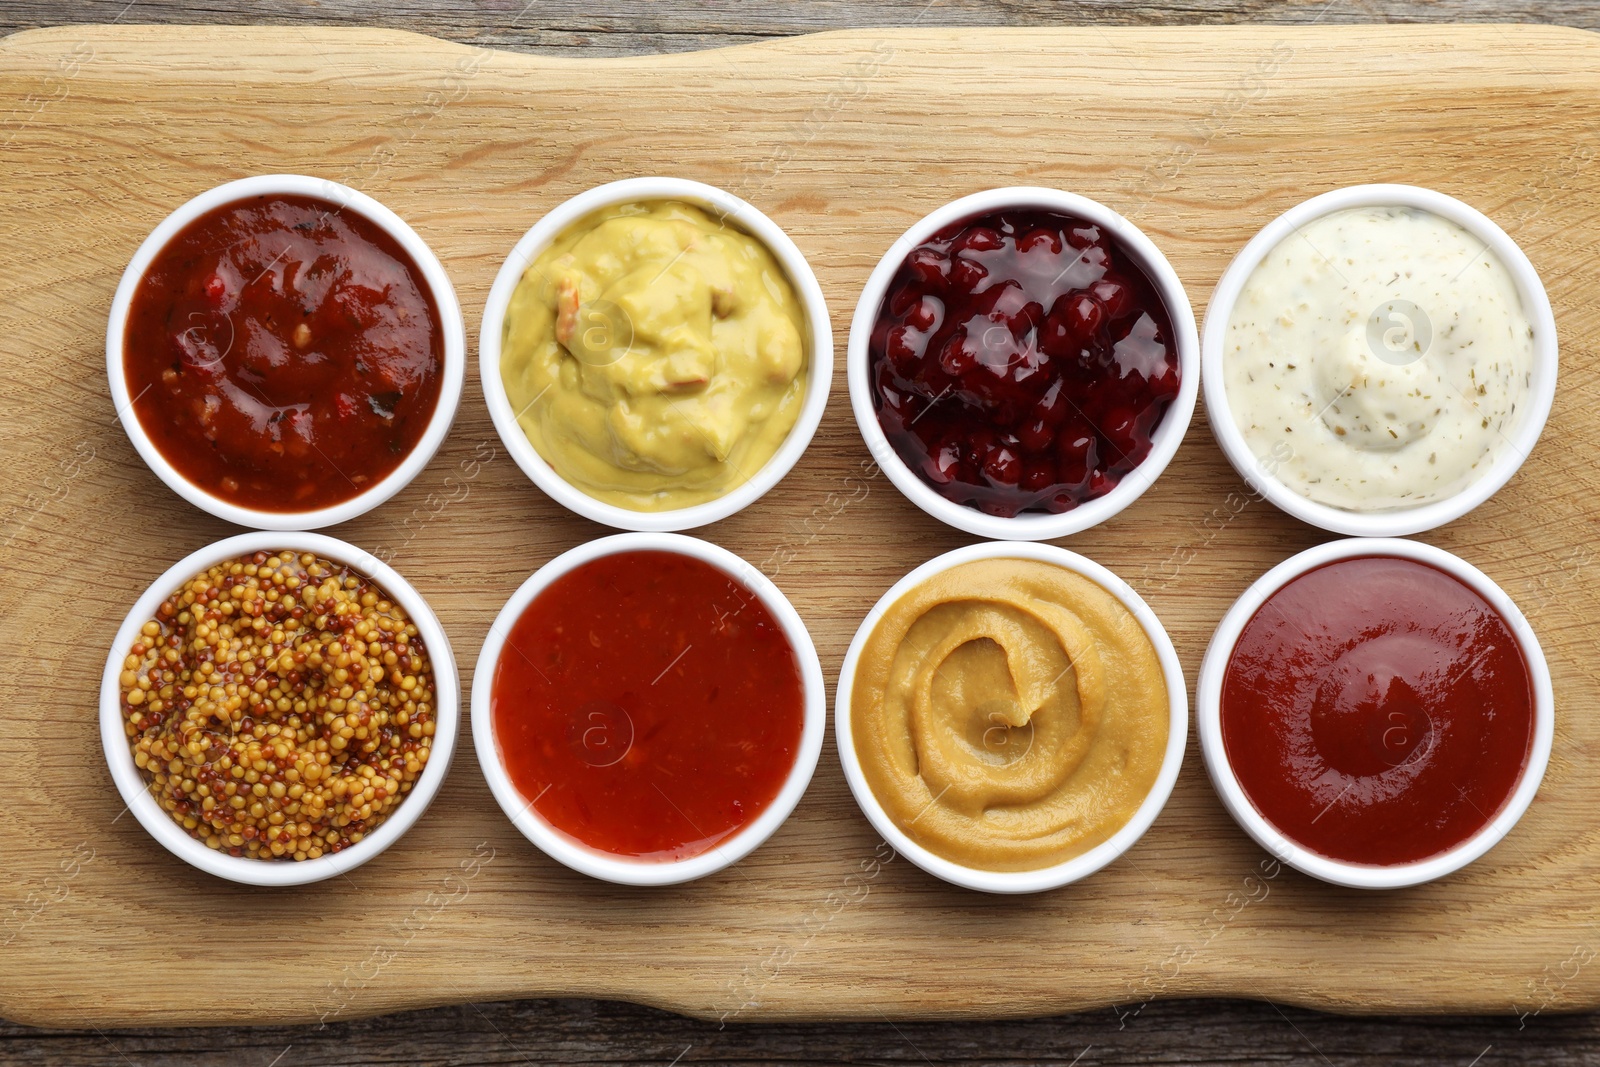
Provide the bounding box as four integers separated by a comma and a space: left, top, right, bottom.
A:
1, 995, 1598, 1065
1, 0, 1598, 56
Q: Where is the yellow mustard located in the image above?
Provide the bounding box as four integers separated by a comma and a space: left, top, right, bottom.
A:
851, 558, 1169, 872
499, 200, 808, 511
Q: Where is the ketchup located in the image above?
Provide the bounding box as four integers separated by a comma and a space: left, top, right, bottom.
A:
123, 194, 443, 512
491, 551, 805, 861
1220, 556, 1534, 867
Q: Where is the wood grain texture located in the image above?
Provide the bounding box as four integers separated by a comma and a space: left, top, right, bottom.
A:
3, 18, 1600, 1036
8, 0, 1600, 56
3, 994, 1599, 1066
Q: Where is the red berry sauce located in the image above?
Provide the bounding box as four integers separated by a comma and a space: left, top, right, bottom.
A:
869, 209, 1181, 517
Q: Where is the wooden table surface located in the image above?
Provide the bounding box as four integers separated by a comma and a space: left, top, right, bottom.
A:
3, 0, 1599, 1063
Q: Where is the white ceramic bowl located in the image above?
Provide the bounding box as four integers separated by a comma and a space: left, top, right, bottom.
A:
472, 532, 826, 885
846, 186, 1199, 541
99, 532, 461, 887
1201, 183, 1558, 537
106, 174, 467, 531
478, 177, 833, 532
1196, 537, 1554, 889
834, 541, 1189, 893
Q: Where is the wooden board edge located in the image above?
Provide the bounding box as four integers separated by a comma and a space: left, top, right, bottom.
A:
3, 984, 1581, 1031
4, 21, 1600, 71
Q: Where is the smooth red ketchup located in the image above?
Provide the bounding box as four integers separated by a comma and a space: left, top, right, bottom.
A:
1220, 556, 1534, 867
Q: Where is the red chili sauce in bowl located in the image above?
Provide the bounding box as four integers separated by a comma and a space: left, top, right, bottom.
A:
490, 550, 806, 861
1220, 556, 1534, 866
123, 194, 444, 512
869, 209, 1180, 518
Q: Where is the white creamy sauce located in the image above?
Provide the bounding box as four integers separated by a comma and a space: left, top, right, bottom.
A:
1223, 206, 1534, 510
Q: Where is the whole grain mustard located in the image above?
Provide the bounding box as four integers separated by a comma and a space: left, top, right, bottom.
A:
120, 551, 435, 861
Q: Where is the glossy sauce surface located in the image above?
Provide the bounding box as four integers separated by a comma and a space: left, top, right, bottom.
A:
870, 209, 1180, 517
491, 550, 805, 861
1221, 556, 1534, 866
124, 194, 444, 512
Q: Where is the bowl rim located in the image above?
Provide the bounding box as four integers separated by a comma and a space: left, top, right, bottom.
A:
833, 540, 1190, 894
98, 531, 462, 887
477, 176, 833, 533
1199, 182, 1559, 537
104, 173, 467, 532
470, 531, 827, 885
1194, 536, 1555, 889
845, 185, 1200, 542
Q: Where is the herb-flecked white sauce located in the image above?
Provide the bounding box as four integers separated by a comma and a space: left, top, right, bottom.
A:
1223, 206, 1534, 511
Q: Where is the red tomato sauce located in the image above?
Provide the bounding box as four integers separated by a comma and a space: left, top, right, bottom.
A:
123, 194, 443, 512
1221, 557, 1534, 867
491, 550, 806, 861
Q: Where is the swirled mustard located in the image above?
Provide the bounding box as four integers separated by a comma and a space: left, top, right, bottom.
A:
850, 558, 1169, 872
499, 200, 808, 512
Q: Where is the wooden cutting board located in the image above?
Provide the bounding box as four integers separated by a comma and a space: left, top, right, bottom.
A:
3, 21, 1599, 1029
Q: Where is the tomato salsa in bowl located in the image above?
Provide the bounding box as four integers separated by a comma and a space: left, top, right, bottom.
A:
1197, 538, 1553, 889
472, 533, 826, 885
107, 175, 465, 530
847, 187, 1199, 542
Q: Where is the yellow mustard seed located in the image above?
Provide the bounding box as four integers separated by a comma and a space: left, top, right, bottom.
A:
120, 551, 435, 863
